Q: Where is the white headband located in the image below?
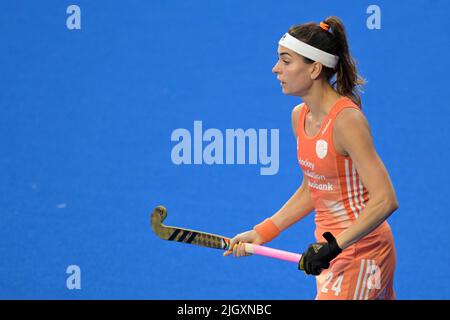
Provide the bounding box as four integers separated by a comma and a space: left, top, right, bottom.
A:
278, 33, 339, 69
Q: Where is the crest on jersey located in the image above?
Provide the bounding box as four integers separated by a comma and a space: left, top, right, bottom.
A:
316, 139, 328, 159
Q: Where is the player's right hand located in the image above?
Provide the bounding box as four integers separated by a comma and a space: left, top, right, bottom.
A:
223, 230, 264, 258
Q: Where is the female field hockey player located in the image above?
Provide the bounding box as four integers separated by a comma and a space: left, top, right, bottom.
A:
224, 16, 398, 300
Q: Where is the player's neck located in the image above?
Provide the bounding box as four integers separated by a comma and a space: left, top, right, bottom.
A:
301, 85, 342, 121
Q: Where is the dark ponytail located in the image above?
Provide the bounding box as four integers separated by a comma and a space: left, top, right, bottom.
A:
287, 16, 365, 107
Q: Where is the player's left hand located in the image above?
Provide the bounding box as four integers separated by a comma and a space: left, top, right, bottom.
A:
298, 232, 342, 276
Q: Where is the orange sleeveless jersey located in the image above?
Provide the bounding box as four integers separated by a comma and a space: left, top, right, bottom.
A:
296, 97, 389, 242
296, 97, 396, 300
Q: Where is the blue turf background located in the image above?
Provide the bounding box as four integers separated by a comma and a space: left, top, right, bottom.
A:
1, 0, 449, 299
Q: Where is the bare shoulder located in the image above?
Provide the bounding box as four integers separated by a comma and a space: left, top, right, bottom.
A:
334, 107, 370, 133
291, 103, 305, 138
333, 107, 373, 156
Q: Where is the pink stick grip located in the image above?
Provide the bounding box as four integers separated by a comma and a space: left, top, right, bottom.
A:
244, 243, 302, 264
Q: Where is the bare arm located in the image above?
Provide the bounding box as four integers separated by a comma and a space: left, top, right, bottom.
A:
224, 104, 314, 257
271, 104, 314, 231
333, 108, 399, 250
271, 172, 315, 231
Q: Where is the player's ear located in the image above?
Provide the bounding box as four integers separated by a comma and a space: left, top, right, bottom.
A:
309, 62, 323, 80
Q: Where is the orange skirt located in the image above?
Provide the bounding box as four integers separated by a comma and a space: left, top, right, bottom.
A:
314, 223, 396, 300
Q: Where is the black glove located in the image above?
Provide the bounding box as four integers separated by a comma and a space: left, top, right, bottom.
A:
298, 232, 342, 276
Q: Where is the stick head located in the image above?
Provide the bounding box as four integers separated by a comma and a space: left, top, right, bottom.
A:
151, 205, 168, 235
150, 205, 231, 250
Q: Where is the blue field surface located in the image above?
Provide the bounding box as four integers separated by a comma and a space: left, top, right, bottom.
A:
1, 0, 449, 299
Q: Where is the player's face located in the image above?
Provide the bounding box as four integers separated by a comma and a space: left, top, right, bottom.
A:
272, 45, 314, 96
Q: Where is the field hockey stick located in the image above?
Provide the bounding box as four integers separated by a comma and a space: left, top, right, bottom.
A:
151, 205, 302, 264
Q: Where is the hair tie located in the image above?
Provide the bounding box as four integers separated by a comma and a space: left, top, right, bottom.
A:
319, 22, 330, 31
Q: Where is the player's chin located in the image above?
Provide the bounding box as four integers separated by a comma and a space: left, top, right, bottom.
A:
281, 86, 296, 96
284, 86, 304, 97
